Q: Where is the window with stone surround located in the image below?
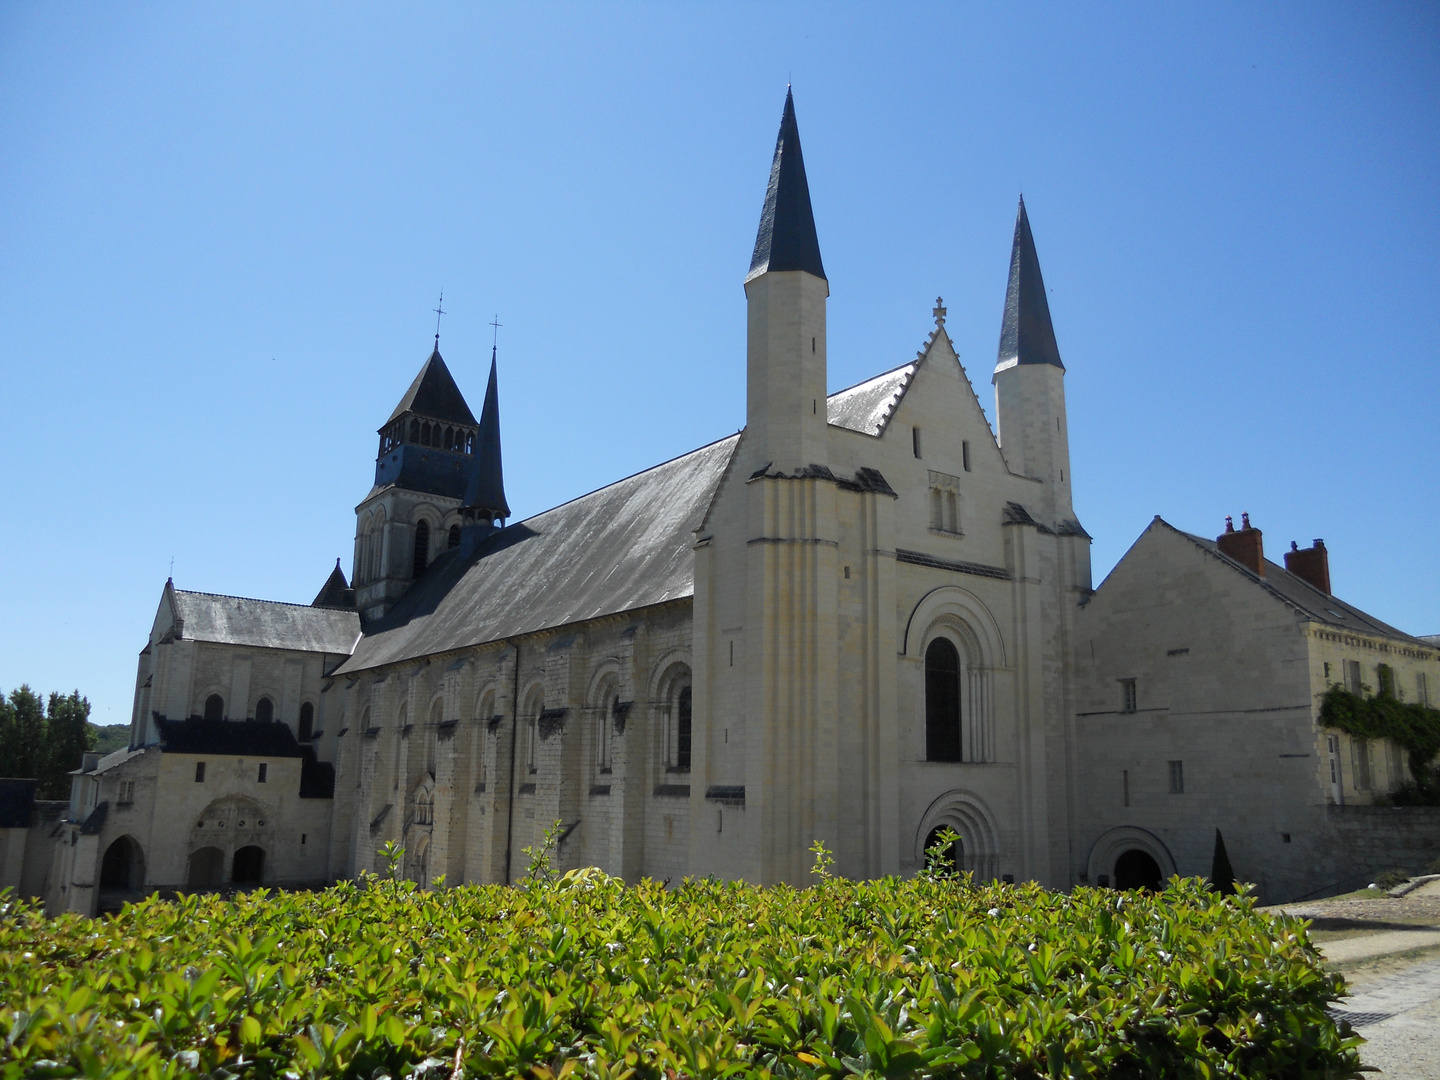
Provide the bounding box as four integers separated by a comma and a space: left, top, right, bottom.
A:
1167, 760, 1183, 794
412, 520, 431, 577
928, 471, 961, 534
925, 637, 962, 762
1352, 739, 1372, 791
203, 695, 224, 722
255, 696, 274, 724
1345, 660, 1363, 695
1121, 679, 1137, 714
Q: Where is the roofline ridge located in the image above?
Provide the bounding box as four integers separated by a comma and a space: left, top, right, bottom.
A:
172, 587, 361, 613
827, 358, 919, 399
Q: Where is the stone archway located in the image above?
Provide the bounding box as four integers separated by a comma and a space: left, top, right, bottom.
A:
1085, 826, 1176, 888
914, 790, 1001, 881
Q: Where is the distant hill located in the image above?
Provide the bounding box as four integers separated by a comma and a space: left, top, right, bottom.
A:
89, 723, 130, 756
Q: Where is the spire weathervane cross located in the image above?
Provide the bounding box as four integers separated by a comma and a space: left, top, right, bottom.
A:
433, 291, 446, 346
489, 314, 502, 352
933, 297, 947, 329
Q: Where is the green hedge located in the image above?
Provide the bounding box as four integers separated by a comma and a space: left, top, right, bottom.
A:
0, 872, 1360, 1079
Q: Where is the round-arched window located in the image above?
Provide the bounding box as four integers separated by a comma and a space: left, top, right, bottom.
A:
255, 697, 274, 724
413, 521, 431, 577
204, 694, 224, 722
298, 702, 314, 741
925, 638, 961, 762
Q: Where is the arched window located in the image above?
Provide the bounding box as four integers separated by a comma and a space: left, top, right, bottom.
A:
413, 521, 430, 577
464, 431, 474, 454
420, 421, 432, 446
255, 697, 274, 723
448, 524, 461, 549
408, 418, 420, 442
444, 426, 455, 450
100, 836, 144, 890
427, 699, 443, 777
925, 638, 962, 762
298, 702, 314, 741
204, 694, 224, 722
676, 686, 692, 772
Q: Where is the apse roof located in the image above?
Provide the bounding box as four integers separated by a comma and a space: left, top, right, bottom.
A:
337, 434, 740, 673
385, 347, 479, 427
170, 589, 361, 655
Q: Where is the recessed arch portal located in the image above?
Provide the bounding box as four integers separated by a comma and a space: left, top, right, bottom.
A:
914, 790, 1001, 881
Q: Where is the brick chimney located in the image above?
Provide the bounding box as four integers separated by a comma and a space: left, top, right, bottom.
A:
1285, 538, 1331, 594
1216, 513, 1264, 577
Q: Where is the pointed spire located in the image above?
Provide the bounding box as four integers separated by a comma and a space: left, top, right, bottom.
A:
312, 559, 355, 609
386, 346, 479, 426
461, 347, 510, 521
995, 196, 1064, 371
747, 87, 826, 283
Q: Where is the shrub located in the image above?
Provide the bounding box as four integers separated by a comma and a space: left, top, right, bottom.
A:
1373, 869, 1412, 890
0, 873, 1361, 1079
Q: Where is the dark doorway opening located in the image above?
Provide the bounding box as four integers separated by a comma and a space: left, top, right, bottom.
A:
187, 846, 225, 890
924, 826, 962, 874
232, 845, 265, 885
100, 836, 143, 891
1114, 849, 1163, 891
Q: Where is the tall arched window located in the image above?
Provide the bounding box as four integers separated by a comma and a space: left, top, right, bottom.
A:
204, 694, 224, 722
925, 638, 962, 762
255, 697, 274, 723
298, 702, 314, 741
420, 422, 432, 446
676, 686, 693, 772
448, 524, 461, 549
413, 521, 430, 577
408, 419, 420, 442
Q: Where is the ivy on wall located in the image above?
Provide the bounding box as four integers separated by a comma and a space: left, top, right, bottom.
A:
1318, 683, 1440, 804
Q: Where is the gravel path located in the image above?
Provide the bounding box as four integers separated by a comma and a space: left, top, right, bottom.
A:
1331, 954, 1440, 1077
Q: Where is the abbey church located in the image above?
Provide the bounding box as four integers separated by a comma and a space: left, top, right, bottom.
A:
18, 92, 1438, 912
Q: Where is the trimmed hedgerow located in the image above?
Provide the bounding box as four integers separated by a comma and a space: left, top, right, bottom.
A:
0, 871, 1359, 1079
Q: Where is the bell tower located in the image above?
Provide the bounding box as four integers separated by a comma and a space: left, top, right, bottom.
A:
353, 343, 480, 621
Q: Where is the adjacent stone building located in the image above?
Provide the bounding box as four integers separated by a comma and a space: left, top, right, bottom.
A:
32, 91, 1438, 913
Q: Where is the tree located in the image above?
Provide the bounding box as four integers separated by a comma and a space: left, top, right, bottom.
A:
0, 686, 47, 783
1211, 828, 1236, 896
44, 691, 93, 799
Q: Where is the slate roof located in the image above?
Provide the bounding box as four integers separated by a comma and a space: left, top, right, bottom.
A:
0, 778, 37, 829
155, 717, 308, 758
90, 747, 145, 774
1170, 521, 1430, 646
1421, 635, 1440, 648
463, 351, 509, 518
385, 347, 478, 427
995, 197, 1064, 371
311, 560, 355, 610
171, 588, 361, 655
747, 88, 826, 283
826, 362, 916, 437
337, 434, 741, 673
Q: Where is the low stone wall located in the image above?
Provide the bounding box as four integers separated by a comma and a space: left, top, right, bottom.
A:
1294, 806, 1440, 900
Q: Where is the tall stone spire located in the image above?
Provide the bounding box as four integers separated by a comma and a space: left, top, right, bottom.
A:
746, 88, 826, 283
995, 196, 1064, 371
462, 348, 509, 523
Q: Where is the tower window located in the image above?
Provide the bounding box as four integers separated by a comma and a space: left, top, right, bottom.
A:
203, 694, 224, 722
298, 702, 314, 742
255, 696, 274, 724
962, 441, 971, 472
409, 419, 420, 442
413, 521, 430, 577
676, 686, 692, 772
257, 763, 267, 783
448, 524, 461, 549
1121, 679, 1137, 713
195, 762, 206, 783
421, 422, 432, 446
912, 426, 922, 459
924, 637, 961, 762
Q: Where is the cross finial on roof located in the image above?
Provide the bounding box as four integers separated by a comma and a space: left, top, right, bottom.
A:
433, 291, 446, 347
933, 296, 947, 328
489, 314, 502, 350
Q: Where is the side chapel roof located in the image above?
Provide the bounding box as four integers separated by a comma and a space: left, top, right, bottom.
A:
385, 347, 478, 427
337, 434, 740, 673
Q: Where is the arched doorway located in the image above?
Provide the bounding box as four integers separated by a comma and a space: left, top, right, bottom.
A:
1114, 849, 1163, 891
232, 845, 265, 886
100, 836, 144, 891
187, 846, 225, 890
923, 826, 962, 875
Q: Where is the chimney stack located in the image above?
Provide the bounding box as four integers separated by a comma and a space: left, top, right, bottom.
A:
1285, 538, 1331, 594
1216, 512, 1264, 576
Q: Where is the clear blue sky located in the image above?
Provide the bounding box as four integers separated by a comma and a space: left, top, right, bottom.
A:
2, 3, 1437, 725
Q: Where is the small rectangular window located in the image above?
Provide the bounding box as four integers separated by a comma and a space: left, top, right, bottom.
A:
1345, 659, 1363, 694
194, 761, 206, 783
1121, 679, 1137, 713
1168, 760, 1184, 794
1419, 673, 1430, 707
1352, 739, 1371, 791
962, 440, 971, 472
912, 426, 922, 458
1323, 661, 1331, 680
257, 763, 267, 783
1122, 769, 1129, 807
1377, 664, 1396, 698
117, 780, 134, 805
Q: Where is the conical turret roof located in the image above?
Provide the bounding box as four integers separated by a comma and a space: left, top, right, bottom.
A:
746, 88, 826, 283
386, 346, 479, 426
462, 350, 510, 519
311, 559, 355, 610
996, 197, 1064, 371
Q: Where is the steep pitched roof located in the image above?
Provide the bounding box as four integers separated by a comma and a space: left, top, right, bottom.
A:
337, 434, 740, 673
155, 717, 307, 758
170, 587, 361, 655
746, 88, 826, 283
1162, 519, 1429, 646
311, 560, 355, 610
995, 197, 1064, 372
462, 351, 510, 518
826, 362, 917, 436
385, 347, 478, 427
0, 778, 37, 829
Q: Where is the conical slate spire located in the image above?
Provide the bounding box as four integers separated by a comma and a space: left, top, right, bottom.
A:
746, 88, 826, 283
462, 348, 510, 520
996, 197, 1064, 371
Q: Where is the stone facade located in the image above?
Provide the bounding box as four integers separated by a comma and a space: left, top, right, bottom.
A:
26, 92, 1438, 914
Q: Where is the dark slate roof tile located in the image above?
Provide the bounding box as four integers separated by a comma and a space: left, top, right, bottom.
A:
995, 197, 1064, 371
747, 88, 826, 283
337, 434, 740, 673
385, 348, 478, 426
